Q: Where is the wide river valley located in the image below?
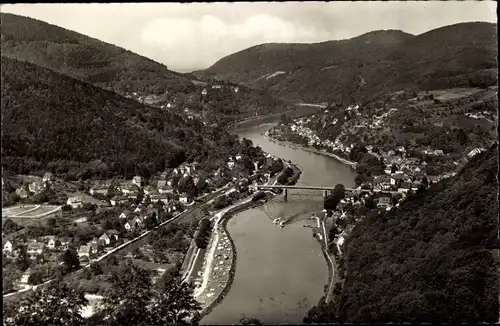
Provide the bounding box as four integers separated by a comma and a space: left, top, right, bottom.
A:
201, 120, 356, 324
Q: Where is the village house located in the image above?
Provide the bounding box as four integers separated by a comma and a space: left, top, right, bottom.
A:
90, 181, 109, 196
150, 194, 170, 205
201, 88, 207, 96
179, 193, 190, 204
43, 172, 54, 184
133, 216, 144, 228
159, 171, 169, 180
227, 159, 235, 170
377, 196, 391, 208
98, 233, 111, 245
67, 196, 85, 209
78, 244, 91, 261
119, 212, 128, 220
27, 241, 45, 259
157, 180, 174, 194
132, 176, 143, 187
390, 174, 405, 187
124, 220, 136, 232
411, 181, 422, 191
3, 239, 14, 254
29, 181, 45, 194
19, 268, 32, 286
107, 230, 120, 242
235, 153, 242, 161
15, 186, 29, 198
58, 237, 72, 251
143, 185, 158, 196
119, 183, 140, 196
90, 242, 101, 256
399, 181, 412, 192
111, 196, 129, 206
46, 236, 58, 250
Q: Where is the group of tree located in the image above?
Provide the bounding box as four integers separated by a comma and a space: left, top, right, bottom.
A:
194, 218, 212, 249
324, 184, 346, 210
3, 261, 203, 326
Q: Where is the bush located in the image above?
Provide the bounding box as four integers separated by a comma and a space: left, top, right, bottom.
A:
252, 191, 266, 202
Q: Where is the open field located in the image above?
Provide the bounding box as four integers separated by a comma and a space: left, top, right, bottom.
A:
2, 204, 61, 218
17, 205, 61, 217
2, 205, 38, 217
420, 87, 484, 101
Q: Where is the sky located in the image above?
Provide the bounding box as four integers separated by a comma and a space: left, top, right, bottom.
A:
1, 2, 497, 72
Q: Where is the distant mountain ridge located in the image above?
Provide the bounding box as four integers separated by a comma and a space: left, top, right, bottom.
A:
1, 13, 291, 122
1, 13, 196, 96
195, 22, 497, 104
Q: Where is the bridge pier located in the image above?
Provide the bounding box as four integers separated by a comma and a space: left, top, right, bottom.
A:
284, 189, 288, 201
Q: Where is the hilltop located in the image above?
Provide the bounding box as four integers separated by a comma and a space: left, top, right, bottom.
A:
1, 13, 288, 123
1, 13, 195, 96
196, 22, 497, 104
1, 56, 251, 180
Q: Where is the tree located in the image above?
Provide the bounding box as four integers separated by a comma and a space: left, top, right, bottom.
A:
324, 184, 346, 210
46, 217, 57, 228
101, 261, 201, 325
2, 218, 21, 234
178, 176, 197, 197
4, 283, 88, 326
60, 248, 80, 272
102, 261, 154, 325
239, 315, 263, 325
147, 277, 202, 325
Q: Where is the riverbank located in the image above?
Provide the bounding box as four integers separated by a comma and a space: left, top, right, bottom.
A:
263, 132, 357, 168
197, 164, 304, 317
198, 197, 270, 320
227, 105, 324, 130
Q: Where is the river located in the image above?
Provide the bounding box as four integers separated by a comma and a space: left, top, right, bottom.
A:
201, 121, 356, 324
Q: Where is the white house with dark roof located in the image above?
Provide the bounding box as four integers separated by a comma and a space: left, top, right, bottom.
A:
3, 240, 14, 254
67, 196, 85, 208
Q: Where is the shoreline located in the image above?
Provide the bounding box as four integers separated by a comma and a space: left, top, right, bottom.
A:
262, 133, 357, 169
197, 198, 270, 320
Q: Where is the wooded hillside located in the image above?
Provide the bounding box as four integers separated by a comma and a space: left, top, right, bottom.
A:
1, 57, 247, 180
330, 144, 499, 323
1, 13, 195, 96
197, 23, 497, 104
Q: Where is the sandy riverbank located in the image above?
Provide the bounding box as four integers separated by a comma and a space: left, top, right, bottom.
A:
197, 198, 271, 319
262, 133, 357, 168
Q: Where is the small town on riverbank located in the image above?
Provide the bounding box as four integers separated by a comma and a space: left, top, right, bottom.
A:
1, 147, 294, 302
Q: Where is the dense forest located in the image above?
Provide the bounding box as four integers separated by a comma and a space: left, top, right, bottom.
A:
0, 57, 252, 180
197, 22, 497, 104
0, 13, 195, 96
306, 144, 499, 323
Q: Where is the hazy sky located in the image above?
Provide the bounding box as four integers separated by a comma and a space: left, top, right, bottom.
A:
2, 2, 497, 72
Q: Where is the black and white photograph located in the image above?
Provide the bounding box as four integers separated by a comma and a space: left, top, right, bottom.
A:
1, 1, 498, 325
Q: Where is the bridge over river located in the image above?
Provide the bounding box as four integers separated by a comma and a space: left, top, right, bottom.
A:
252, 184, 399, 200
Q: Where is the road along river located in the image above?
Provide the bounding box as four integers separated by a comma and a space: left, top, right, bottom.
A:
201, 120, 356, 324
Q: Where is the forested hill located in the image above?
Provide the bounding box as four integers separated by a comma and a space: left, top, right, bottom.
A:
1, 56, 246, 180
0, 13, 195, 96
196, 22, 497, 104
329, 144, 499, 323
